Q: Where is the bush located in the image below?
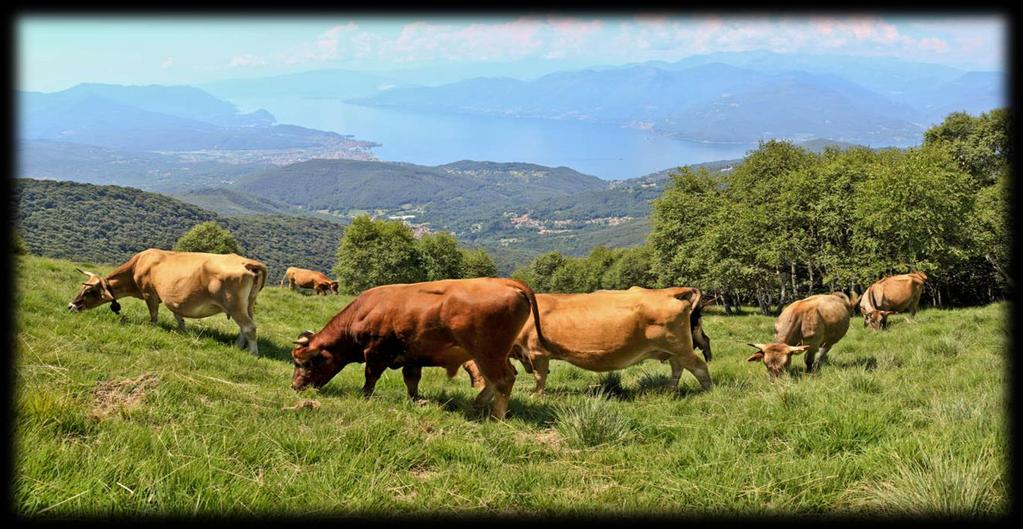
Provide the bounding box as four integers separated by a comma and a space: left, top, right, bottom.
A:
172, 221, 242, 254
461, 247, 498, 278
333, 215, 425, 294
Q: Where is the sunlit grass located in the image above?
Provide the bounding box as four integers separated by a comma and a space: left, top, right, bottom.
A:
13, 255, 1009, 516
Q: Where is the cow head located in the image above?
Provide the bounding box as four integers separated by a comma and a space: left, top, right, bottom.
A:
746, 343, 809, 377
68, 269, 117, 312
863, 310, 895, 331
290, 330, 343, 390
329, 281, 339, 294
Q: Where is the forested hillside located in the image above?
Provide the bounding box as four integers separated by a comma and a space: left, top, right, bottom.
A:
511, 109, 1010, 310
14, 179, 344, 283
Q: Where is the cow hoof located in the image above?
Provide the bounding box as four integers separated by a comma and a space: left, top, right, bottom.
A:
414, 398, 429, 406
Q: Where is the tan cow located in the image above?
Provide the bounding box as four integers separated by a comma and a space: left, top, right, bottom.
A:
281, 266, 338, 295
463, 286, 710, 394
859, 272, 928, 330
747, 292, 855, 376
289, 277, 547, 420
68, 249, 268, 354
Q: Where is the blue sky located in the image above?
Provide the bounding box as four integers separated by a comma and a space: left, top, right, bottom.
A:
18, 14, 1007, 92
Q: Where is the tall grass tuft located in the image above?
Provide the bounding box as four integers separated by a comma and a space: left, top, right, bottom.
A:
842, 444, 1005, 515
925, 337, 962, 358
553, 391, 637, 448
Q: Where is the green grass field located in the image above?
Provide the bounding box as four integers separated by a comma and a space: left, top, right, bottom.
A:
13, 254, 1009, 516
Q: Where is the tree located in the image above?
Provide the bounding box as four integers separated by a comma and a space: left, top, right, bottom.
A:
974, 173, 1012, 290
923, 108, 1009, 186
512, 252, 568, 293
12, 230, 28, 255
333, 215, 425, 294
173, 221, 242, 255
417, 232, 465, 281
602, 245, 656, 290
461, 248, 498, 278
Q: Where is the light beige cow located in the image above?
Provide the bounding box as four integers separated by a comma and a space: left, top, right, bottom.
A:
747, 292, 855, 376
68, 249, 268, 354
281, 266, 338, 295
859, 272, 928, 330
464, 286, 710, 394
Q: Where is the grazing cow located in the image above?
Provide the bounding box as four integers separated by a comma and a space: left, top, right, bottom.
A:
281, 266, 339, 295
68, 249, 268, 354
859, 272, 928, 330
747, 292, 855, 376
465, 286, 711, 395
289, 277, 545, 420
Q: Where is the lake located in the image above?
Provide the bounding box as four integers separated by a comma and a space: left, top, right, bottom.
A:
229, 97, 756, 180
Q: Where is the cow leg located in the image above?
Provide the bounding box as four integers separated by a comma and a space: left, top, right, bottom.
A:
530, 356, 550, 395
816, 344, 831, 367
402, 365, 425, 402
804, 346, 819, 374
462, 361, 486, 390
145, 296, 160, 324
232, 312, 258, 355
174, 313, 186, 332
674, 354, 712, 391
362, 361, 387, 398
474, 360, 516, 420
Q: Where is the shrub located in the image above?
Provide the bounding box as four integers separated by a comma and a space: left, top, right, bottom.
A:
172, 221, 242, 255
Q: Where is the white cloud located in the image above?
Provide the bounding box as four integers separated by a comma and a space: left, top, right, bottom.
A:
160, 57, 174, 69
228, 54, 268, 67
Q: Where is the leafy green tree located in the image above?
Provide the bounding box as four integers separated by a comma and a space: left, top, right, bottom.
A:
973, 173, 1012, 290
512, 252, 568, 293
923, 108, 1008, 186
334, 215, 425, 294
850, 145, 976, 294
417, 232, 465, 281
602, 245, 656, 290
461, 248, 498, 278
173, 221, 243, 255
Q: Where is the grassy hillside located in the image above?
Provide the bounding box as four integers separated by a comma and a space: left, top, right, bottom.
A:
14, 254, 1007, 516
14, 179, 344, 284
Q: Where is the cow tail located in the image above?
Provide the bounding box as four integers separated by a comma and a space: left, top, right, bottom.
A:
279, 270, 288, 288
245, 262, 268, 312
507, 279, 550, 356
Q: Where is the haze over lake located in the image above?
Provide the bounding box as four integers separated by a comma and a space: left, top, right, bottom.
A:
228, 96, 758, 180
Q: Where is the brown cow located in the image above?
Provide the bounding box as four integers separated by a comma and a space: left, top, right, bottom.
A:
747, 292, 855, 376
859, 272, 928, 330
281, 266, 338, 295
289, 277, 546, 420
466, 286, 710, 395
68, 249, 268, 354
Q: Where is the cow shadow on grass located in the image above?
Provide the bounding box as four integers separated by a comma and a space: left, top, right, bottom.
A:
149, 319, 295, 361
310, 384, 561, 426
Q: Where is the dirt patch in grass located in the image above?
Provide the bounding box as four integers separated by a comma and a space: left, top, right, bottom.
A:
515, 428, 564, 450
90, 373, 159, 421
282, 399, 321, 411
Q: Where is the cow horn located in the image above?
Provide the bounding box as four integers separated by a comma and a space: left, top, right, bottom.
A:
746, 343, 766, 351
76, 268, 95, 277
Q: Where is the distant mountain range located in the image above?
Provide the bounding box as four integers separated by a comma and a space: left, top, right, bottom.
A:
18, 83, 378, 163
346, 51, 1002, 145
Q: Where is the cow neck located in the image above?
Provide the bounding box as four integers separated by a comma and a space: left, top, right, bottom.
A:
104, 265, 142, 300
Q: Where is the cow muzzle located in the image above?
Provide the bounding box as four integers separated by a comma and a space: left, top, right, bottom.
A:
68, 302, 81, 312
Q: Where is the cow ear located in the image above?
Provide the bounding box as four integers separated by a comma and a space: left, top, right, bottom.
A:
293, 330, 316, 346
747, 351, 765, 362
